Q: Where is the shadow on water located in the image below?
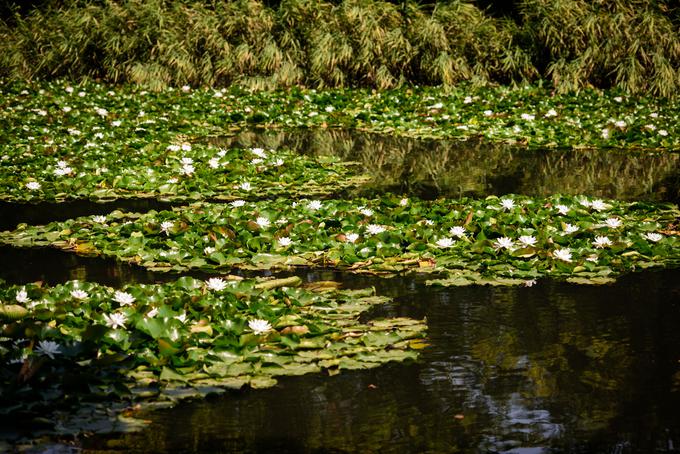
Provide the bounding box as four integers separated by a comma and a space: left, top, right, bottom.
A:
80, 268, 680, 454
214, 129, 680, 203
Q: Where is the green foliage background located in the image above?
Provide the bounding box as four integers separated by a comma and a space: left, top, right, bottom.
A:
1, 0, 679, 96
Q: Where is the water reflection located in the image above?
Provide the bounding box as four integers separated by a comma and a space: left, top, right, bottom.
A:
81, 269, 680, 453
213, 129, 680, 203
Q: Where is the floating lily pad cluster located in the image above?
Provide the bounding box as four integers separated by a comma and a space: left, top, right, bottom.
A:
3, 195, 678, 285
0, 276, 426, 431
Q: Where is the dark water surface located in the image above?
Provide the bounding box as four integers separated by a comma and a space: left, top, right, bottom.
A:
2, 131, 680, 453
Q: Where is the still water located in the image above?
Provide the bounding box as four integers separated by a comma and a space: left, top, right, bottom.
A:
2, 130, 680, 453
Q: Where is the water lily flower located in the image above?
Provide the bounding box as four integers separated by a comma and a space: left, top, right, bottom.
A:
103, 312, 127, 329
251, 148, 267, 159
239, 182, 252, 191
604, 218, 622, 228
614, 96, 623, 102
520, 113, 535, 121
256, 217, 270, 228
35, 340, 61, 359
399, 198, 409, 206
645, 124, 657, 131
564, 223, 579, 234
614, 120, 626, 128
167, 144, 180, 152
231, 200, 246, 208
208, 158, 220, 169
112, 120, 122, 127
65, 86, 74, 93
544, 109, 558, 117
70, 289, 88, 300
251, 158, 263, 165
204, 246, 215, 255
494, 237, 514, 250
181, 85, 191, 92
524, 279, 537, 287
345, 233, 359, 243
449, 226, 466, 238
325, 105, 335, 113
54, 166, 73, 176
181, 163, 195, 175
26, 181, 41, 191
278, 237, 292, 247
601, 128, 610, 139
113, 291, 135, 306
206, 277, 227, 291
95, 107, 108, 117
435, 238, 455, 248
556, 205, 569, 215
500, 199, 515, 210
273, 158, 284, 166
483, 110, 493, 116
360, 208, 374, 217
366, 224, 386, 235
146, 307, 159, 318
307, 200, 322, 211
175, 312, 188, 323
181, 143, 192, 152
463, 96, 473, 104
553, 248, 573, 262
16, 289, 30, 303
518, 235, 537, 247
249, 319, 272, 335
591, 200, 608, 211
645, 232, 663, 242
63, 106, 72, 113
592, 236, 612, 248
160, 221, 174, 235
659, 130, 669, 136
181, 157, 193, 165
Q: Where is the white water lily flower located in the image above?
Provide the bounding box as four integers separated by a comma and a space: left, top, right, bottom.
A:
614, 120, 626, 128
208, 157, 220, 169
520, 113, 535, 121
645, 124, 657, 131
35, 340, 61, 359
113, 291, 135, 306
231, 200, 246, 208
181, 157, 193, 165
556, 205, 569, 215
553, 248, 573, 262
146, 307, 159, 318
645, 232, 663, 242
591, 200, 608, 211
483, 110, 493, 116
345, 233, 359, 243
65, 86, 74, 93
256, 217, 271, 228
604, 218, 622, 228
103, 312, 127, 329
166, 144, 180, 152
366, 224, 386, 235
16, 289, 30, 303
524, 279, 537, 287
307, 200, 322, 211
494, 237, 514, 250
614, 96, 623, 102
564, 223, 579, 234
181, 143, 192, 152
181, 85, 191, 92
251, 158, 263, 165
63, 106, 72, 113
251, 148, 267, 159
181, 163, 195, 175
111, 120, 121, 127
659, 130, 669, 136
54, 166, 73, 176
278, 237, 292, 247
360, 208, 374, 217
206, 277, 227, 291
544, 109, 558, 117
70, 289, 88, 300
592, 236, 612, 248
217, 149, 228, 157
463, 96, 473, 104
435, 238, 455, 248
239, 182, 252, 191
601, 128, 610, 139
500, 199, 515, 210
325, 105, 335, 113
273, 158, 284, 167
518, 235, 537, 247
160, 221, 174, 234
399, 198, 409, 206
248, 319, 272, 335
95, 107, 108, 117
175, 312, 188, 323
26, 181, 41, 191
449, 226, 466, 238
92, 215, 106, 223
204, 246, 215, 255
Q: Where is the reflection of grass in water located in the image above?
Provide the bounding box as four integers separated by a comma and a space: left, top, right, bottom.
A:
216, 130, 680, 200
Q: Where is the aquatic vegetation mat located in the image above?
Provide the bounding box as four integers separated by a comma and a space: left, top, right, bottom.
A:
0, 276, 426, 434
3, 195, 679, 285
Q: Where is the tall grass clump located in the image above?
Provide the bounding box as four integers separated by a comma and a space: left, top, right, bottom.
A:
0, 0, 678, 96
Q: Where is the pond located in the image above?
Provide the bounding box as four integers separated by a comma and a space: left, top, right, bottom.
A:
2, 130, 680, 453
